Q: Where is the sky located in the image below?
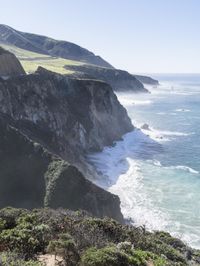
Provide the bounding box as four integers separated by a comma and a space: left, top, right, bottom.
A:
1, 0, 200, 73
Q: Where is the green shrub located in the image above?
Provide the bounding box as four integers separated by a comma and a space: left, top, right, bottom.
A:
0, 207, 27, 229
0, 213, 50, 258
80, 246, 130, 266
130, 250, 167, 266
81, 245, 168, 266
0, 218, 6, 232
0, 252, 42, 265
47, 233, 79, 265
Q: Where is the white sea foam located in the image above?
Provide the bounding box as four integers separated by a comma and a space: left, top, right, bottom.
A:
116, 93, 153, 107
108, 158, 169, 230
152, 129, 191, 136
88, 146, 169, 231
138, 124, 192, 143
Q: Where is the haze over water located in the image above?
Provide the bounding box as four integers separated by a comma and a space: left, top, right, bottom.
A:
88, 74, 200, 248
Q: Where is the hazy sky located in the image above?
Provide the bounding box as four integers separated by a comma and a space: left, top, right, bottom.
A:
1, 0, 200, 73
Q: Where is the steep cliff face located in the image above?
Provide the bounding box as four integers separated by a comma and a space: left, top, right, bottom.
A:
0, 114, 123, 222
0, 67, 133, 161
65, 64, 148, 92
0, 46, 25, 77
0, 24, 113, 68
0, 65, 134, 221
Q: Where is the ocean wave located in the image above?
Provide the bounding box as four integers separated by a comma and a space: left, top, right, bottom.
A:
170, 165, 199, 174
115, 93, 153, 107
175, 109, 191, 112
153, 129, 191, 136
149, 160, 199, 175
139, 124, 192, 143
157, 112, 166, 115
132, 100, 152, 105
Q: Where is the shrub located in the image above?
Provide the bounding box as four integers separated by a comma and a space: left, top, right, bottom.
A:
47, 233, 79, 266
0, 219, 6, 232
0, 252, 42, 265
81, 245, 168, 266
80, 246, 130, 266
0, 213, 50, 258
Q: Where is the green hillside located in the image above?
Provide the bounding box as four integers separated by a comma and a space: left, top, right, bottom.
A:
0, 43, 83, 75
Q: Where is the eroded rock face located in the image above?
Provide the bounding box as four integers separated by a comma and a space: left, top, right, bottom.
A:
0, 46, 25, 77
0, 67, 133, 163
0, 114, 123, 222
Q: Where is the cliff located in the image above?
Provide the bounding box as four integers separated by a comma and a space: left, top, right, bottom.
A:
0, 64, 133, 221
0, 46, 25, 77
0, 114, 123, 222
0, 67, 133, 158
0, 24, 113, 68
65, 64, 148, 92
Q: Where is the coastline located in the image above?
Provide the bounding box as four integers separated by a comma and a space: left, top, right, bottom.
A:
87, 80, 200, 249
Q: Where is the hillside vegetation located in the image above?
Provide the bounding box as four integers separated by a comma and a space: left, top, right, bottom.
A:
0, 208, 200, 266
0, 43, 83, 74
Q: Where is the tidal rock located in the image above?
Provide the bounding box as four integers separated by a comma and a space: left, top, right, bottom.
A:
141, 123, 151, 131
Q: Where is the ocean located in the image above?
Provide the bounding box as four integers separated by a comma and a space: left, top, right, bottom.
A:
88, 74, 200, 249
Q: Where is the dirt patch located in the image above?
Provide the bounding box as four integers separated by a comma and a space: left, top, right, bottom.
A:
38, 254, 64, 266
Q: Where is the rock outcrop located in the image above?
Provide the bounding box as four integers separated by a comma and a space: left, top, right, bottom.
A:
65, 64, 148, 92
0, 46, 25, 77
0, 114, 123, 222
0, 24, 113, 68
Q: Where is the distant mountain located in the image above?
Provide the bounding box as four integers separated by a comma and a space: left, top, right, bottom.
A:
0, 24, 113, 68
134, 74, 159, 85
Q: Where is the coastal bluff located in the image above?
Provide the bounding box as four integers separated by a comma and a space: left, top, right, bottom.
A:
0, 48, 133, 222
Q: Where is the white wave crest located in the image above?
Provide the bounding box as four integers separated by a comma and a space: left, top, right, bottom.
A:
175, 109, 191, 112
170, 165, 199, 174
149, 160, 199, 175
132, 100, 153, 105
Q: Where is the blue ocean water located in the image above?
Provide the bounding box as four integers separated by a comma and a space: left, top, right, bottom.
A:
88, 74, 200, 248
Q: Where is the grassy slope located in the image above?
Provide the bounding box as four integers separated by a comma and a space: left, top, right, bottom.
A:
0, 43, 83, 75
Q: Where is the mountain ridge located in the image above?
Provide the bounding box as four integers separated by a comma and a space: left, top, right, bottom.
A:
0, 24, 113, 68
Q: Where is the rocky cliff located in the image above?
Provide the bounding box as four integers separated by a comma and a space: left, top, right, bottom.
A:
65, 64, 148, 92
0, 67, 133, 157
0, 114, 123, 222
0, 62, 133, 221
0, 46, 25, 77
0, 24, 113, 68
